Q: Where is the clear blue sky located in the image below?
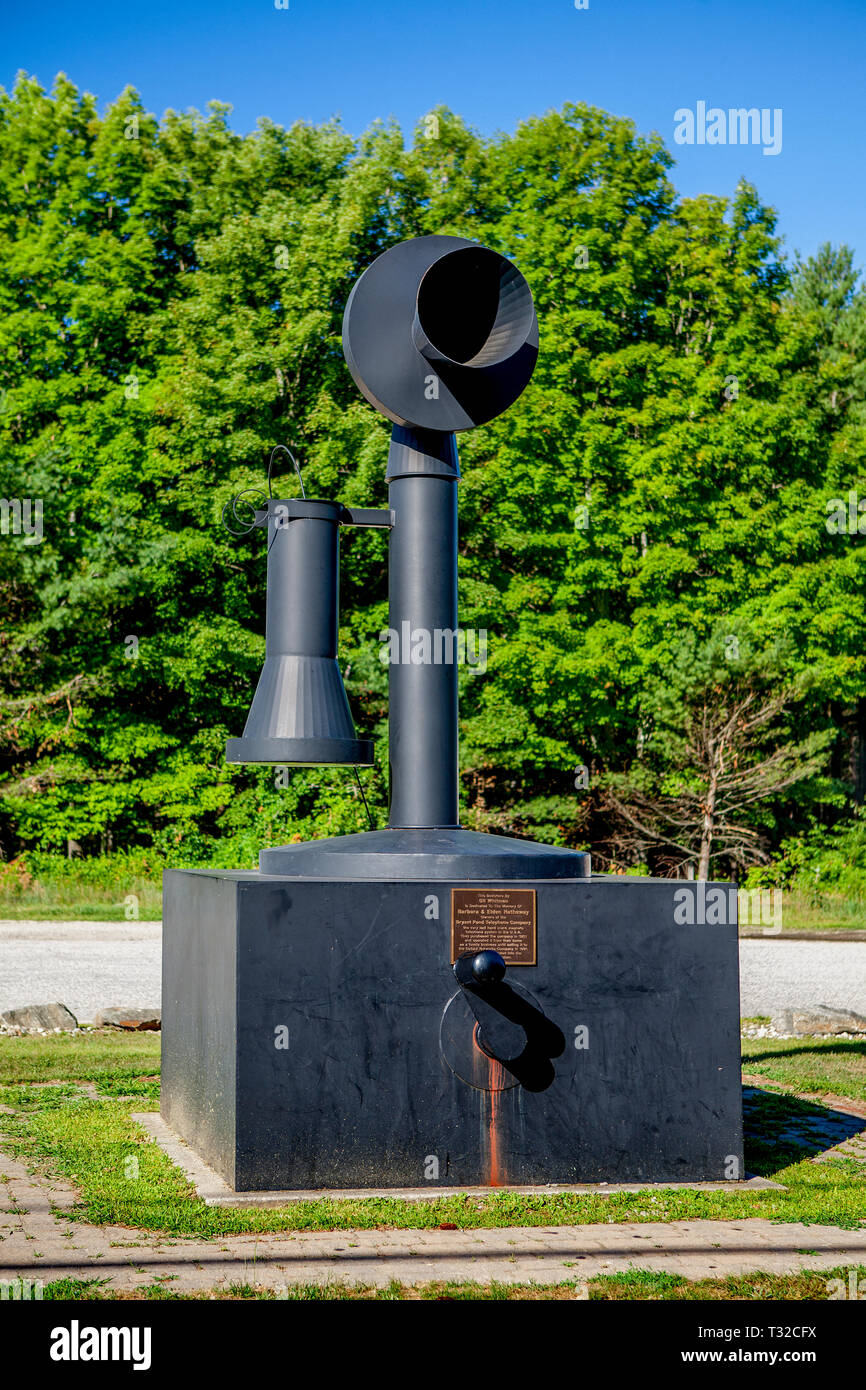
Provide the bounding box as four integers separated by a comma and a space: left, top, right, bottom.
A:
3, 0, 864, 267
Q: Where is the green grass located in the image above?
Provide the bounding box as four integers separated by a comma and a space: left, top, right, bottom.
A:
743, 1036, 866, 1103
1, 1033, 864, 1237
0, 903, 163, 922
769, 889, 866, 933
0, 871, 162, 922
0, 1032, 160, 1085
36, 1266, 866, 1300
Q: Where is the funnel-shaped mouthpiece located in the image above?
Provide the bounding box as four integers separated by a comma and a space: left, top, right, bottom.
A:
342, 235, 538, 433
226, 499, 373, 766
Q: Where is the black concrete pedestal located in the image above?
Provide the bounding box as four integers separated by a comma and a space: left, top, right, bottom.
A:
161, 871, 743, 1190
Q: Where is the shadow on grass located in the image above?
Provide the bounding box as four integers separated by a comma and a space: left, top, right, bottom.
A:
744, 1085, 865, 1176
746, 1041, 866, 1067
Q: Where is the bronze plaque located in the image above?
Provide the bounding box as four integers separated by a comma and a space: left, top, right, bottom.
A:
450, 887, 537, 966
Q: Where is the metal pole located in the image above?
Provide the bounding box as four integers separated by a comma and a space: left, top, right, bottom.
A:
386, 426, 460, 828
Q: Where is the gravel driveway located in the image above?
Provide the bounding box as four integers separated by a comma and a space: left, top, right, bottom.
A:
738, 938, 866, 1017
0, 920, 161, 1024
0, 922, 863, 1024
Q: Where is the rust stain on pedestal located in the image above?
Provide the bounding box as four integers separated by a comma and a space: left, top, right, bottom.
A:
472, 1025, 508, 1187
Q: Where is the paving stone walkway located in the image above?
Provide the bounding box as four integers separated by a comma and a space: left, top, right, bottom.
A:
1, 1153, 865, 1292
